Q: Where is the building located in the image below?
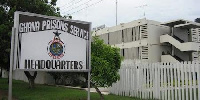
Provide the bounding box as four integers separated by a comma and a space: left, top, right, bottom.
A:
4, 19, 200, 84
93, 18, 200, 62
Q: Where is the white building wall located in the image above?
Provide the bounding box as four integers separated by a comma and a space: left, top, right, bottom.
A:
99, 33, 108, 44
147, 23, 170, 44
148, 45, 171, 62
93, 18, 148, 36
13, 70, 55, 84
94, 19, 200, 63
2, 69, 8, 78
109, 31, 122, 45
123, 28, 134, 43
146, 23, 171, 62
94, 19, 173, 62
123, 48, 139, 59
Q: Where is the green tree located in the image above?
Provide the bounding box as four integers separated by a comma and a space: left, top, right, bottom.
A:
0, 0, 60, 87
91, 36, 122, 100
0, 2, 12, 77
195, 18, 200, 23
50, 36, 122, 100
49, 36, 122, 100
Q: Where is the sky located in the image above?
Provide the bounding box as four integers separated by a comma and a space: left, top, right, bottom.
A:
56, 0, 200, 28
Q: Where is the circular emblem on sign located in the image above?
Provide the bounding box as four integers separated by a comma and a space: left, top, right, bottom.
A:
47, 31, 65, 59
49, 42, 63, 56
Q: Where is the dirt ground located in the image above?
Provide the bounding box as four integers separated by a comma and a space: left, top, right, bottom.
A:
0, 90, 17, 100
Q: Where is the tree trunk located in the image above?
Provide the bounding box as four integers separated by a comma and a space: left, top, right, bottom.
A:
94, 85, 104, 100
29, 78, 35, 88
24, 71, 37, 88
91, 82, 104, 100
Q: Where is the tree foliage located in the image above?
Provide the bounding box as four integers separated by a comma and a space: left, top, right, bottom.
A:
0, 0, 61, 85
91, 36, 122, 100
91, 36, 122, 87
0, 0, 60, 70
195, 18, 200, 23
49, 36, 122, 88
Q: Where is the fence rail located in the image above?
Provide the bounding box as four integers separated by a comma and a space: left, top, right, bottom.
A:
109, 61, 200, 100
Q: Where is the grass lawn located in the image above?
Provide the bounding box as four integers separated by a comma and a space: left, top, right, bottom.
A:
0, 78, 142, 100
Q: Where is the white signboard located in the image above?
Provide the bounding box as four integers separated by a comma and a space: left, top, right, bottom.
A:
13, 11, 91, 71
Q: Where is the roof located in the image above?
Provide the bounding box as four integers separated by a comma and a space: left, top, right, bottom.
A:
161, 19, 188, 27
174, 22, 200, 29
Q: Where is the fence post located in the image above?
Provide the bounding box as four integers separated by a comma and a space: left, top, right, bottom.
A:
110, 61, 200, 100
134, 64, 137, 97
154, 63, 158, 99
185, 62, 189, 100
174, 63, 178, 100
197, 62, 200, 100
161, 63, 164, 100
170, 63, 174, 100
157, 63, 161, 99
177, 62, 181, 100
188, 61, 193, 100
192, 61, 197, 100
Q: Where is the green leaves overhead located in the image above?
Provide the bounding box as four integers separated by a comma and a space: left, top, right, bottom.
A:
0, 0, 61, 70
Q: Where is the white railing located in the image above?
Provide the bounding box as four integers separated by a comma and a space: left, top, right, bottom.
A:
160, 34, 200, 51
109, 61, 200, 100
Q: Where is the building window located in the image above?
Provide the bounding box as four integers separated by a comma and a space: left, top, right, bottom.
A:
132, 28, 134, 41
122, 49, 125, 57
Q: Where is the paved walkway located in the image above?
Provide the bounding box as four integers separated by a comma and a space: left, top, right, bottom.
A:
84, 87, 109, 95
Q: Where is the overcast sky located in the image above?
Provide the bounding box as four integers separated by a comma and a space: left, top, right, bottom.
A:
57, 0, 200, 28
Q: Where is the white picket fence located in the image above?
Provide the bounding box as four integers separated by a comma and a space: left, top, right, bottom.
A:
109, 61, 200, 100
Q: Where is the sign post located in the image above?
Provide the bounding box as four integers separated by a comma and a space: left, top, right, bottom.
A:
10, 11, 91, 100
8, 27, 16, 100
87, 71, 91, 100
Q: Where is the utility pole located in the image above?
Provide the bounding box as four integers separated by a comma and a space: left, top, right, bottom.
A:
116, 0, 118, 26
